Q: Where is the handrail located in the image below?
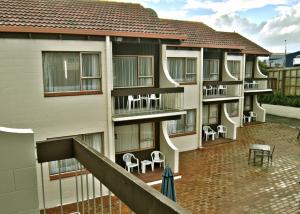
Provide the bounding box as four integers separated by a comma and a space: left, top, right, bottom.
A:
111, 87, 184, 96
36, 138, 190, 214
203, 80, 243, 85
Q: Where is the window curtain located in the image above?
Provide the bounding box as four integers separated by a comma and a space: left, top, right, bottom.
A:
139, 57, 153, 86
140, 123, 154, 149
115, 124, 139, 153
83, 133, 103, 153
186, 58, 196, 82
202, 105, 209, 124
227, 102, 239, 117
227, 60, 240, 79
168, 58, 185, 82
185, 110, 196, 132
245, 61, 253, 78
43, 52, 80, 92
209, 104, 219, 124
113, 56, 137, 87
82, 54, 101, 90
244, 96, 252, 111
203, 59, 219, 80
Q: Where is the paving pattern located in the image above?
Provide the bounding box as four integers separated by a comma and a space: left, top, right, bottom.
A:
171, 122, 300, 213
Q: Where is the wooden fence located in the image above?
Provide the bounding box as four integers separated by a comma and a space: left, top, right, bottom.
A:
267, 67, 300, 96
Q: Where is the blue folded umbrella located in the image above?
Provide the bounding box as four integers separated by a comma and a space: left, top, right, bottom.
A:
161, 166, 176, 202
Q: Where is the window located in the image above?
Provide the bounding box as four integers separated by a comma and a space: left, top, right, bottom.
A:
113, 56, 153, 88
168, 109, 196, 136
168, 57, 197, 84
202, 104, 219, 125
48, 132, 104, 175
115, 123, 154, 153
43, 52, 101, 94
203, 59, 219, 81
227, 102, 239, 117
227, 60, 240, 79
244, 96, 252, 111
245, 61, 254, 78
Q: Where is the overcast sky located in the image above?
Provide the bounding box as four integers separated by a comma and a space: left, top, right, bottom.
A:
116, 0, 300, 54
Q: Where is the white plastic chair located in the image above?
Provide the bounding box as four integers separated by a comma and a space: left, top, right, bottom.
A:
250, 81, 259, 89
249, 111, 257, 121
123, 153, 139, 173
218, 85, 227, 95
149, 94, 161, 109
203, 85, 213, 96
151, 151, 165, 169
203, 126, 216, 141
217, 125, 227, 138
127, 95, 141, 111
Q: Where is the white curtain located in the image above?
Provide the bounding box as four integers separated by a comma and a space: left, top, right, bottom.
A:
227, 60, 240, 79
185, 110, 196, 132
43, 52, 80, 92
227, 102, 239, 117
139, 57, 153, 86
204, 59, 219, 80
115, 125, 139, 153
245, 61, 253, 78
82, 54, 101, 90
83, 133, 103, 153
113, 56, 138, 87
167, 110, 195, 134
140, 123, 154, 149
202, 105, 209, 125
209, 104, 219, 124
186, 58, 197, 82
168, 58, 185, 82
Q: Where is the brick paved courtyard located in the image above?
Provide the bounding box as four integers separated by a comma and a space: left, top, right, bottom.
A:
170, 122, 300, 213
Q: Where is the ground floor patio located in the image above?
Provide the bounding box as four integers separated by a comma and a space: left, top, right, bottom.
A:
166, 122, 300, 213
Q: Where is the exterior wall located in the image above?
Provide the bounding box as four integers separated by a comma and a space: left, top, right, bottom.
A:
262, 104, 300, 119
0, 38, 110, 208
0, 128, 39, 214
165, 49, 201, 151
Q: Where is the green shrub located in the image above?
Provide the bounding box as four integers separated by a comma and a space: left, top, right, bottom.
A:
258, 92, 300, 107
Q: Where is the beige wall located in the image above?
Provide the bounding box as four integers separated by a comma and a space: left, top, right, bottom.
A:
0, 38, 111, 208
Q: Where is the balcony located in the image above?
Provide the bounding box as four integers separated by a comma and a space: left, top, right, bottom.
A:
202, 81, 243, 103
36, 137, 189, 213
111, 87, 185, 123
244, 78, 273, 94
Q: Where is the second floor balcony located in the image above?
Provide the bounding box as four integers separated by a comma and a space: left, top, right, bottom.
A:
111, 87, 185, 122
244, 78, 273, 94
202, 81, 243, 103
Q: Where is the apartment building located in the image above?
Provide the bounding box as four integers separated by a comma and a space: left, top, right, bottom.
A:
0, 0, 271, 210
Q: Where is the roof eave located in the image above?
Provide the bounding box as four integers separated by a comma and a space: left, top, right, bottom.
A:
170, 43, 245, 50
0, 26, 186, 41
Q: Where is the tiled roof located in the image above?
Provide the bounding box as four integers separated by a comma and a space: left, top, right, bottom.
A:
163, 19, 270, 55
0, 0, 185, 40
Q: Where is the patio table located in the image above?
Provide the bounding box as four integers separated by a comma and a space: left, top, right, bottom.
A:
248, 144, 271, 165
141, 160, 153, 174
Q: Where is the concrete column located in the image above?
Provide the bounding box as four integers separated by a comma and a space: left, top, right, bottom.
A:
0, 127, 39, 214
199, 48, 204, 148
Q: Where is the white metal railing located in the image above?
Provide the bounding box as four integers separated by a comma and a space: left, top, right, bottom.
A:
244, 79, 269, 90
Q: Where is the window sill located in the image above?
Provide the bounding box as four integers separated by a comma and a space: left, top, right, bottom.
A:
169, 131, 196, 138
44, 91, 102, 97
49, 169, 89, 181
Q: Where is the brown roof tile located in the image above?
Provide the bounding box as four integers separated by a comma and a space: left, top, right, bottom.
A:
0, 0, 185, 40
163, 19, 270, 55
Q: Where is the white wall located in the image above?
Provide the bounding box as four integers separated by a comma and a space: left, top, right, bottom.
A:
0, 127, 39, 214
0, 38, 110, 209
165, 49, 201, 151
262, 104, 300, 119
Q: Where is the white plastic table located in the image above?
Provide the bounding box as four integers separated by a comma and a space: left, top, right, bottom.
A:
141, 160, 153, 174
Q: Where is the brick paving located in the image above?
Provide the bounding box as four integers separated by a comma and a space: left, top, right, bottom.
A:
169, 122, 300, 213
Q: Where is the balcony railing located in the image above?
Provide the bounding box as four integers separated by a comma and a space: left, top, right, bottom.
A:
36, 138, 189, 214
202, 81, 243, 100
111, 87, 184, 119
244, 78, 273, 92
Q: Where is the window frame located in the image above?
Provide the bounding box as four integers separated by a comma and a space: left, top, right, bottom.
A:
42, 51, 102, 97
113, 55, 154, 89
227, 60, 241, 79
202, 104, 219, 125
114, 122, 155, 154
168, 109, 197, 137
47, 132, 104, 180
167, 57, 197, 85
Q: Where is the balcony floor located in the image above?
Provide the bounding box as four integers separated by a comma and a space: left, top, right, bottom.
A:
112, 108, 186, 122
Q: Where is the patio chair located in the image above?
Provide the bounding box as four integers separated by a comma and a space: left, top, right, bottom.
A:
203, 85, 213, 96
217, 125, 227, 138
249, 111, 257, 122
250, 80, 259, 89
255, 145, 275, 165
123, 153, 140, 173
217, 85, 227, 96
203, 126, 216, 141
127, 95, 141, 111
149, 94, 161, 109
151, 151, 165, 169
